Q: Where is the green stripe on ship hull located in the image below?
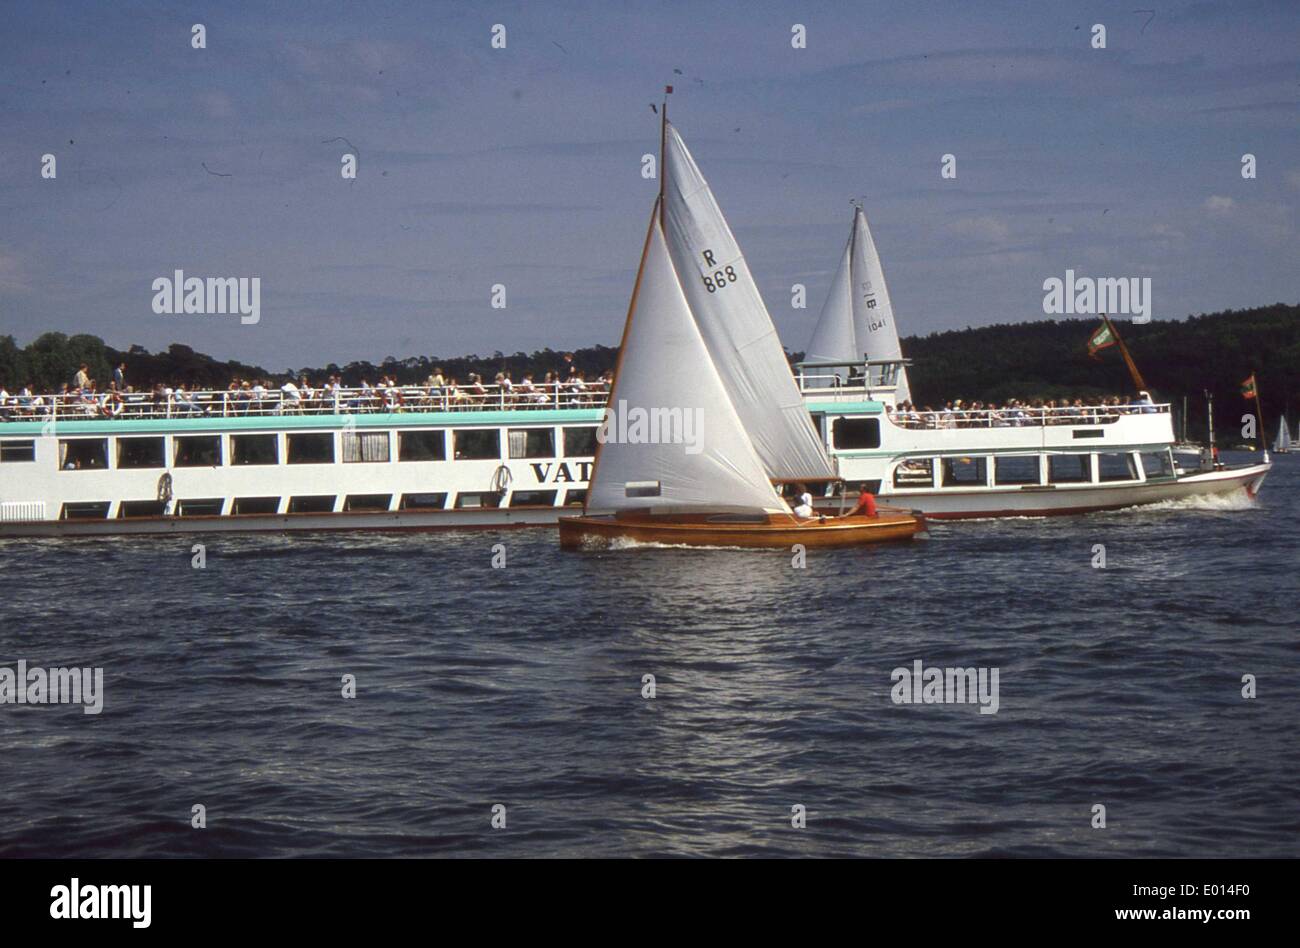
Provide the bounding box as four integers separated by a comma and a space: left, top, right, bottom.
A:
0, 408, 606, 435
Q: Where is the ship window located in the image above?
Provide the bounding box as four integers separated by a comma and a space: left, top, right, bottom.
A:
625, 481, 661, 498
562, 426, 598, 457
453, 491, 502, 509
399, 430, 446, 461
844, 479, 882, 495
508, 428, 554, 459
399, 492, 447, 510
0, 440, 36, 462
993, 455, 1041, 486
941, 457, 987, 488
893, 459, 934, 488
1141, 451, 1174, 479
59, 439, 108, 470
832, 417, 881, 450
563, 489, 587, 506
1071, 429, 1105, 439
175, 435, 222, 467
1098, 452, 1138, 482
232, 496, 280, 515
454, 429, 501, 460
343, 431, 390, 463
179, 498, 224, 517
289, 495, 335, 513
116, 437, 166, 469
232, 434, 278, 465
344, 494, 391, 512
287, 433, 334, 464
508, 489, 557, 507
118, 500, 168, 518
1047, 454, 1091, 484
59, 501, 111, 520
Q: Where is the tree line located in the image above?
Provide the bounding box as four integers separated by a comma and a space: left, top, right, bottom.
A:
2, 302, 1296, 441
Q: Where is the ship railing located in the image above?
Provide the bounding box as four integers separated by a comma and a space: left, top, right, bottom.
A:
0, 383, 612, 422
793, 358, 908, 397
886, 403, 1171, 429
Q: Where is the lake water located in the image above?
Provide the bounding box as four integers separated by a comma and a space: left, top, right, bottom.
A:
1, 451, 1296, 857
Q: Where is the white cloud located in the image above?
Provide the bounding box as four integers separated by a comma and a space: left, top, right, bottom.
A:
945, 215, 1010, 242
1204, 195, 1235, 215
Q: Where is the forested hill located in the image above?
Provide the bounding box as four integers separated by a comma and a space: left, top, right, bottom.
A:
2, 303, 1296, 437
902, 303, 1299, 412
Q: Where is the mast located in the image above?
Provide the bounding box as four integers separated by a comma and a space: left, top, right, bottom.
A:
658, 85, 670, 226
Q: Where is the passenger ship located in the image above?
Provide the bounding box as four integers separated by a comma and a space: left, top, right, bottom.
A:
796, 204, 1270, 518
799, 361, 1270, 519
0, 366, 1270, 536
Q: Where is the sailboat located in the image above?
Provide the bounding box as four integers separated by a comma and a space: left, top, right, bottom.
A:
1275, 417, 1293, 454
558, 106, 922, 549
805, 203, 911, 401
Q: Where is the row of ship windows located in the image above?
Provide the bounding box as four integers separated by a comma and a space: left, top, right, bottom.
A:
59, 489, 589, 520
890, 451, 1174, 488
0, 426, 599, 470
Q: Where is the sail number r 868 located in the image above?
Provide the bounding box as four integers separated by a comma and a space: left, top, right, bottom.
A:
703, 266, 737, 293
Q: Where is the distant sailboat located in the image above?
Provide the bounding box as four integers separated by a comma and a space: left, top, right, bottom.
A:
1275, 417, 1293, 453
806, 205, 911, 402
558, 108, 921, 549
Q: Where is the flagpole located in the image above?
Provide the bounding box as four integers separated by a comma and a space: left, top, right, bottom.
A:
1252, 374, 1271, 462
1102, 314, 1148, 394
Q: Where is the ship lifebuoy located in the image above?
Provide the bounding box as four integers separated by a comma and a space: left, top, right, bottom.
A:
156, 471, 174, 504
103, 395, 123, 417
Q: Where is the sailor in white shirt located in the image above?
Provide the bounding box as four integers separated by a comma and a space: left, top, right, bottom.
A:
792, 483, 815, 519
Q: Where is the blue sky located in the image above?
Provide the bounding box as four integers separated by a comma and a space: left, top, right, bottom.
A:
1, 0, 1297, 371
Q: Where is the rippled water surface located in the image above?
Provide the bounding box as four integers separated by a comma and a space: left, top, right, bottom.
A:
2, 453, 1297, 857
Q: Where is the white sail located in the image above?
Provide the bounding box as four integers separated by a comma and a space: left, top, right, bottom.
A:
1275, 417, 1293, 452
661, 123, 835, 482
848, 206, 911, 402
588, 213, 788, 515
805, 238, 856, 381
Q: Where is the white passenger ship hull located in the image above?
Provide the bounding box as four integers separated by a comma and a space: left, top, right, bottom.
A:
797, 382, 1271, 520
817, 462, 1269, 519
0, 381, 1271, 536
0, 403, 603, 538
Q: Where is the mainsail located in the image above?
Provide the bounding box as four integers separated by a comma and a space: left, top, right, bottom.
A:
661, 123, 835, 482
588, 208, 788, 515
1275, 417, 1293, 453
806, 206, 912, 402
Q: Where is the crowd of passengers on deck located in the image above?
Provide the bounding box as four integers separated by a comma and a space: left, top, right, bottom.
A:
886, 393, 1161, 428
0, 360, 614, 420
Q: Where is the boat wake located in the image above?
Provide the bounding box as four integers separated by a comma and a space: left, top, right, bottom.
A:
605, 536, 746, 552
1111, 490, 1257, 515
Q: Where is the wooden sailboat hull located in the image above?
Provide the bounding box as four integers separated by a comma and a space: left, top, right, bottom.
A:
558, 510, 922, 549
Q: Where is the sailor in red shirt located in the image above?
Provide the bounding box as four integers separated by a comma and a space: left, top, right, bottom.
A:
844, 488, 878, 518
